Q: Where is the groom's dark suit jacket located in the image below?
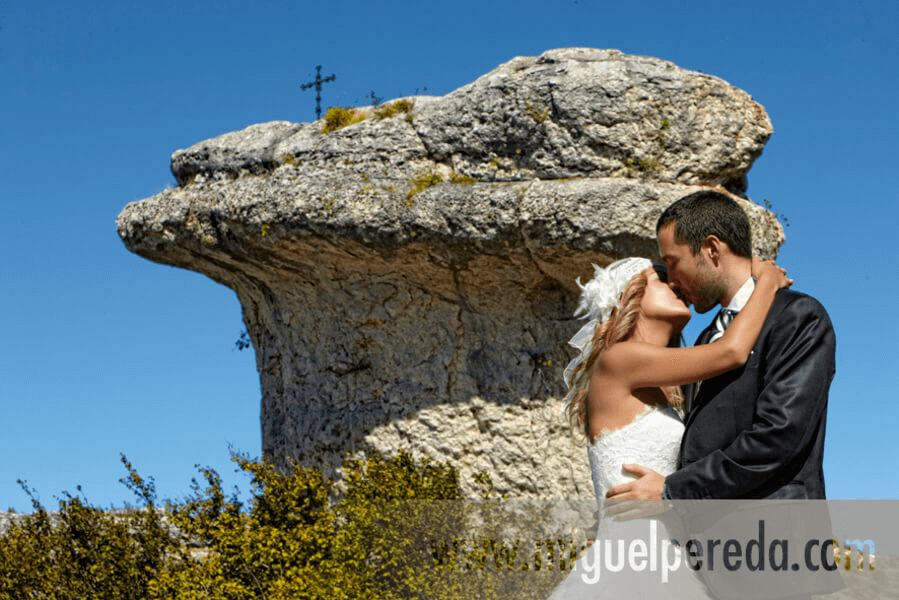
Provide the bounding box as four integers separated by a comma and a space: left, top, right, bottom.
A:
666, 288, 835, 500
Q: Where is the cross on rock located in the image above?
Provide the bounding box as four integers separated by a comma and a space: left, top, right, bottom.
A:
301, 65, 336, 121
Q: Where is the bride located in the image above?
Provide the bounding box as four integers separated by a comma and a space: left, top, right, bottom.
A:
547, 256, 791, 599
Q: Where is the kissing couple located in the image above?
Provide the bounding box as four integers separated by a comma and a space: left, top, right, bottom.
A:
548, 190, 836, 599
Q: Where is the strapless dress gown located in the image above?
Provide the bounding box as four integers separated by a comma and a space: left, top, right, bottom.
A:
546, 405, 712, 599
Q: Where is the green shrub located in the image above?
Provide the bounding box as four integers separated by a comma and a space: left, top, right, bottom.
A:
0, 450, 567, 599
373, 99, 414, 121
152, 452, 344, 599
321, 106, 367, 133
0, 456, 176, 600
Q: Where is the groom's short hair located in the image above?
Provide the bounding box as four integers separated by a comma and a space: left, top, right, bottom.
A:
656, 190, 753, 258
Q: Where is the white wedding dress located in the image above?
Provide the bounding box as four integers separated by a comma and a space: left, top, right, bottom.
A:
547, 404, 713, 599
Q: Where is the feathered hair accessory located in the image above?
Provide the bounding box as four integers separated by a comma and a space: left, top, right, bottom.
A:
562, 257, 658, 390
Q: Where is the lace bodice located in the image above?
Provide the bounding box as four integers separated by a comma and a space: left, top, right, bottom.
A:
587, 404, 683, 513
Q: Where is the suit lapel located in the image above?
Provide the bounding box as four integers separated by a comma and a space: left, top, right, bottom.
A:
682, 290, 787, 432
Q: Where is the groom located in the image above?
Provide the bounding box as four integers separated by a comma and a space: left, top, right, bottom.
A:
606, 190, 835, 501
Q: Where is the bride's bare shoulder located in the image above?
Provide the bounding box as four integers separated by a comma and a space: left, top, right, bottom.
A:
598, 341, 660, 375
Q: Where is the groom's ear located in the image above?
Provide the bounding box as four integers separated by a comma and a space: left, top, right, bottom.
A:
702, 234, 725, 267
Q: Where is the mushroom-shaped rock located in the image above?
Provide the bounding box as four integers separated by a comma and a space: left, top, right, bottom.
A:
117, 48, 782, 498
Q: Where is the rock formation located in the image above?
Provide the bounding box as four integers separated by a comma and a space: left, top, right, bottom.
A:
117, 48, 783, 498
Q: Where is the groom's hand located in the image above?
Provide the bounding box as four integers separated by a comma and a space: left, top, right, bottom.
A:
605, 464, 665, 501
605, 465, 668, 520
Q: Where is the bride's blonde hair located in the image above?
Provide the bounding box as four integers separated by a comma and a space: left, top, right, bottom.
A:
565, 270, 684, 438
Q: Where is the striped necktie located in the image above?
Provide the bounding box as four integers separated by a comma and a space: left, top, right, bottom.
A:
700, 308, 738, 345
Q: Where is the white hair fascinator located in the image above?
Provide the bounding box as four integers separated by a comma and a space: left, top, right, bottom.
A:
562, 257, 658, 390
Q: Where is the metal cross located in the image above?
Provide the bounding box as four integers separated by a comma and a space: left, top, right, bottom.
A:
301, 65, 336, 121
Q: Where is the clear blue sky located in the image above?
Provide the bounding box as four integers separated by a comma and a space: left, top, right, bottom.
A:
2, 0, 897, 510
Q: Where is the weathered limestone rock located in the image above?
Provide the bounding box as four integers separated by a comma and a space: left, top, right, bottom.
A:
413, 48, 770, 194
117, 48, 783, 498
